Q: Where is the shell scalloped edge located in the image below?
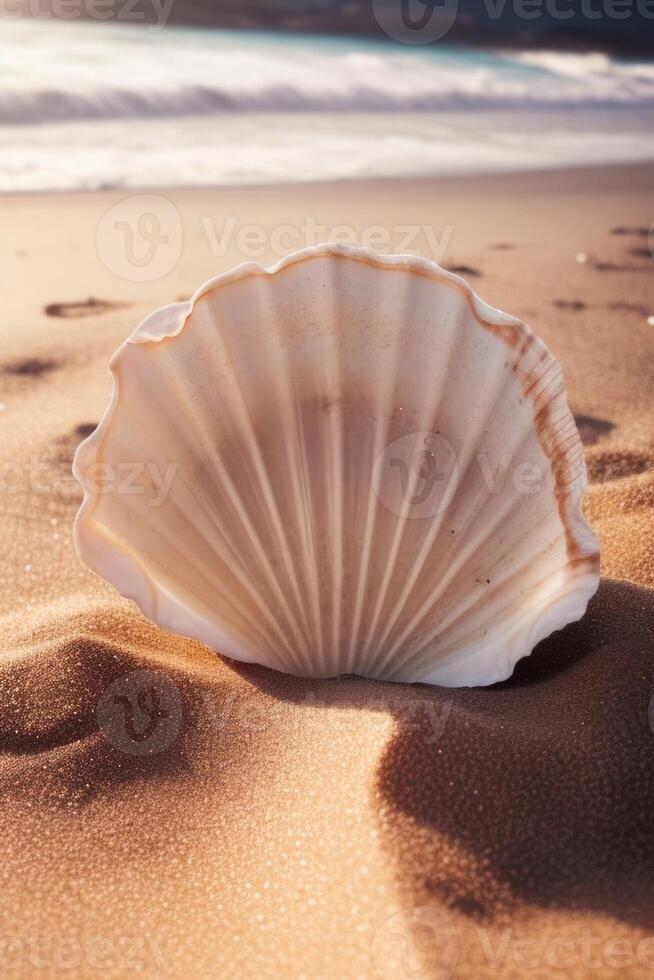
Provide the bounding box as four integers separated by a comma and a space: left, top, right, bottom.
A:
73, 243, 600, 688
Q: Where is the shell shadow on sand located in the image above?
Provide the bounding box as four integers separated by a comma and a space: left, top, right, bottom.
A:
373, 578, 654, 930
229, 578, 654, 931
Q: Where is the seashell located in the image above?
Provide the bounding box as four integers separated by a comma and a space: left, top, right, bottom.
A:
73, 244, 599, 687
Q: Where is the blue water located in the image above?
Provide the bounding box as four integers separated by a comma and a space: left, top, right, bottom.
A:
1, 19, 652, 190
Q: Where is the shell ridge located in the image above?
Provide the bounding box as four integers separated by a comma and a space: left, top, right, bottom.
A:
143, 335, 306, 666
290, 372, 328, 669
73, 244, 600, 688
134, 457, 299, 664
344, 387, 394, 671
349, 272, 423, 674
87, 453, 294, 664
208, 300, 314, 662
325, 258, 346, 675
249, 276, 325, 668
76, 512, 269, 667
368, 304, 554, 674
361, 285, 469, 673
369, 320, 534, 676
407, 519, 568, 668
378, 463, 549, 673
407, 563, 590, 686
141, 328, 306, 671
345, 270, 414, 673
389, 378, 594, 676
434, 540, 594, 665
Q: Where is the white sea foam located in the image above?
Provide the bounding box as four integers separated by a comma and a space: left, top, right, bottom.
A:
1, 20, 652, 190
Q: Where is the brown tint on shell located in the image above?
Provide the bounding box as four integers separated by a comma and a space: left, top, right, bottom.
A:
127, 248, 600, 579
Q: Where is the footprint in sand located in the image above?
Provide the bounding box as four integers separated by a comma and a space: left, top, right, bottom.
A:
569, 416, 652, 485
55, 422, 99, 467
606, 227, 654, 269
74, 422, 98, 440
592, 260, 649, 272
3, 357, 59, 378
586, 450, 653, 484
610, 226, 650, 237
446, 263, 482, 278
607, 301, 649, 316
573, 413, 615, 447
553, 299, 587, 312
44, 297, 130, 318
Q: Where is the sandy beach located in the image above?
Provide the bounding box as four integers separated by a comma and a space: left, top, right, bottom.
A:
1, 162, 653, 977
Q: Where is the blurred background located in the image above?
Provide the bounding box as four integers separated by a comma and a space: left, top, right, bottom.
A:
0, 0, 652, 192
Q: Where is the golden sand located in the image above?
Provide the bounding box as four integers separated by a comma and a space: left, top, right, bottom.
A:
0, 164, 653, 977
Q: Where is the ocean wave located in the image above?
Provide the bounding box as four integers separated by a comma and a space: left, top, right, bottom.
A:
2, 77, 654, 126
1, 21, 654, 126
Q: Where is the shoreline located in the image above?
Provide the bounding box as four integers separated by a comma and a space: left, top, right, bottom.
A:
1, 157, 653, 200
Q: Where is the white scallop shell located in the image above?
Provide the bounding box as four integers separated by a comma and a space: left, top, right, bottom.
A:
73, 244, 599, 687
